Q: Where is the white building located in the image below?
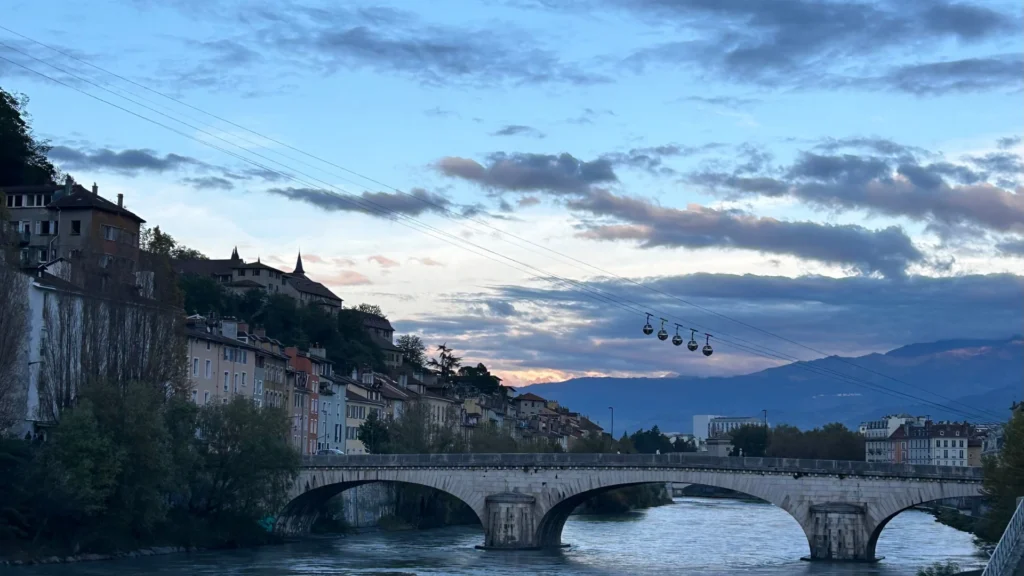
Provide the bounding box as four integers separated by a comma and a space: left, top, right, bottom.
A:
707, 416, 765, 438
930, 422, 971, 467
692, 415, 721, 442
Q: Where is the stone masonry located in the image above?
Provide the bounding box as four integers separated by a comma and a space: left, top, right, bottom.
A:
277, 453, 983, 562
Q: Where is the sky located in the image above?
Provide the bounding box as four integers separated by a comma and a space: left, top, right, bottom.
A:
2, 0, 1022, 388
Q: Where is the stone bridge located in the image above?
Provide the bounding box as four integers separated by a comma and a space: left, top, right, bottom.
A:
278, 453, 983, 562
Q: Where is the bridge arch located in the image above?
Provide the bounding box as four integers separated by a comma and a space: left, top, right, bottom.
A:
533, 469, 807, 549
277, 468, 486, 535
865, 490, 984, 560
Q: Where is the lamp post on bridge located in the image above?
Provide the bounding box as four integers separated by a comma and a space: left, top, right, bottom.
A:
608, 406, 614, 439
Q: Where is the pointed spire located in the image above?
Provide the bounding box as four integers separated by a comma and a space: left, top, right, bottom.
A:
294, 251, 305, 275
257, 255, 261, 264
231, 246, 240, 262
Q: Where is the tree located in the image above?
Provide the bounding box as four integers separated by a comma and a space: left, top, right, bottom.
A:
427, 343, 462, 385
456, 363, 501, 395
354, 303, 386, 319
357, 410, 390, 454
396, 334, 426, 368
192, 399, 298, 520
979, 412, 1024, 542
140, 225, 207, 260
729, 424, 769, 457
0, 88, 61, 186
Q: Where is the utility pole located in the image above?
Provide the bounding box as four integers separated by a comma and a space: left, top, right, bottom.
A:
609, 406, 614, 438
763, 409, 768, 428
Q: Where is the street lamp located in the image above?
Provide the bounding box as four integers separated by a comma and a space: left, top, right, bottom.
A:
763, 409, 768, 428
608, 406, 614, 438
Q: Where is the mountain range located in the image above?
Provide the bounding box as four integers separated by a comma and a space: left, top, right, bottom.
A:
521, 336, 1023, 434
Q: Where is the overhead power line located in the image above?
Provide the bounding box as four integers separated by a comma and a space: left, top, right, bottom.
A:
0, 35, 1006, 424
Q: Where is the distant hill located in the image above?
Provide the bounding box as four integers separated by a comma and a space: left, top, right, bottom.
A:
522, 336, 1023, 434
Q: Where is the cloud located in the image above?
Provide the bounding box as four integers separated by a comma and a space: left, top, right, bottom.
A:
399, 271, 1024, 382
566, 107, 615, 125
48, 146, 207, 174
571, 0, 1020, 93
687, 138, 1024, 237
409, 256, 445, 267
872, 54, 1024, 95
424, 106, 457, 117
570, 190, 925, 279
997, 238, 1024, 256
682, 96, 761, 109
260, 6, 606, 88
601, 143, 726, 175
998, 136, 1023, 150
181, 176, 234, 190
266, 186, 452, 217
319, 270, 372, 286
368, 255, 401, 268
492, 125, 546, 138
436, 153, 617, 195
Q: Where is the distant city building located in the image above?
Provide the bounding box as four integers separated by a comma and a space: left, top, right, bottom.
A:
707, 416, 764, 439
692, 415, 720, 442
861, 414, 928, 463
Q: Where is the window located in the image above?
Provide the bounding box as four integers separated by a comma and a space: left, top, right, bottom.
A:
37, 248, 47, 262
242, 350, 247, 364
204, 391, 210, 404
253, 269, 260, 276
223, 371, 229, 392
102, 225, 119, 241
205, 359, 212, 379
206, 340, 211, 351
238, 269, 246, 277
241, 372, 247, 388
192, 358, 199, 376
70, 220, 81, 235
234, 373, 239, 393
191, 390, 198, 403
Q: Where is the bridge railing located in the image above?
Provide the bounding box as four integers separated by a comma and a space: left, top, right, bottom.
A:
982, 497, 1024, 576
299, 452, 983, 481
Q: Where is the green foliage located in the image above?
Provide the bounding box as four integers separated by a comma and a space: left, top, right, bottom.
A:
979, 412, 1024, 543
354, 303, 386, 319
457, 363, 501, 395
176, 278, 385, 372
396, 334, 426, 367
194, 399, 298, 520
915, 561, 961, 576
0, 88, 61, 186
141, 225, 207, 260
0, 387, 299, 559
729, 424, 770, 457
357, 410, 391, 454
766, 423, 865, 461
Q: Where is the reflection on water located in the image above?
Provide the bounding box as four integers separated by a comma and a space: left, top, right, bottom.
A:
10, 497, 987, 576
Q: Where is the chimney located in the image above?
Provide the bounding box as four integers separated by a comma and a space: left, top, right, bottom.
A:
117, 193, 123, 207
92, 182, 98, 195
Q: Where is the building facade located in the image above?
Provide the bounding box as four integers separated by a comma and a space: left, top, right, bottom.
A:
707, 416, 764, 439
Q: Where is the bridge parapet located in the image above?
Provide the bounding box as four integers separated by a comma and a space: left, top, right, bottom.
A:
298, 452, 984, 482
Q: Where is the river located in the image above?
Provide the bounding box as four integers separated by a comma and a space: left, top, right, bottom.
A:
11, 497, 986, 575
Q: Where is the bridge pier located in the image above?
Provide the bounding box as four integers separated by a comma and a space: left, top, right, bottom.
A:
479, 492, 540, 549
803, 503, 877, 562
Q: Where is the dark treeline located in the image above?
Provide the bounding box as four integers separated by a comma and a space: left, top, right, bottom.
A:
179, 268, 385, 374
728, 422, 865, 460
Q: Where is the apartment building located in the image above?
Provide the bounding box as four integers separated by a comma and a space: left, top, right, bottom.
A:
345, 376, 385, 454
185, 317, 258, 406
2, 178, 144, 286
